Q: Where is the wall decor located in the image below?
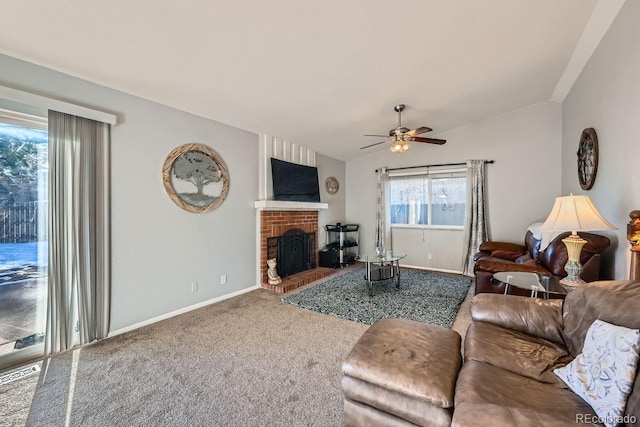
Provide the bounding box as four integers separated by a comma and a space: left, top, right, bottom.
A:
325, 176, 340, 195
577, 128, 598, 190
162, 143, 230, 213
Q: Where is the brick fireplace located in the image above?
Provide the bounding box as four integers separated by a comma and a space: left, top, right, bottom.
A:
259, 210, 334, 293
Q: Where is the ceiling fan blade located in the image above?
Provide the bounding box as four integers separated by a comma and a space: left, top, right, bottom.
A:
364, 134, 389, 137
404, 126, 432, 137
406, 136, 446, 145
360, 139, 392, 149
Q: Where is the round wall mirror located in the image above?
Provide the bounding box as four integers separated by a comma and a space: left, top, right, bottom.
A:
577, 128, 598, 190
325, 176, 340, 195
162, 143, 230, 213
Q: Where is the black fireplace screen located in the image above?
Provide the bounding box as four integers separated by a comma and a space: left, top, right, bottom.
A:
267, 228, 316, 278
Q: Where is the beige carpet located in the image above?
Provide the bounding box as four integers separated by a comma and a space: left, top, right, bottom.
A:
1, 271, 474, 427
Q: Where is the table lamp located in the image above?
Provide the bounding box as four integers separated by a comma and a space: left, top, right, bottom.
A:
540, 194, 617, 285
628, 210, 640, 281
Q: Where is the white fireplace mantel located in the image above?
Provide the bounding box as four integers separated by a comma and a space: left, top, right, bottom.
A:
254, 200, 328, 211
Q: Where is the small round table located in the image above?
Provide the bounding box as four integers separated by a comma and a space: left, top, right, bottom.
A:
360, 251, 407, 296
493, 271, 569, 299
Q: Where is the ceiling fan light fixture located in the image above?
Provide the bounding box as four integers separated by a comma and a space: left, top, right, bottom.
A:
390, 141, 405, 153
389, 139, 412, 153
362, 104, 446, 151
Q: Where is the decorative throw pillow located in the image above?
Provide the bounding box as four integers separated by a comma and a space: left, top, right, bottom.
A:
490, 250, 524, 261
554, 319, 640, 427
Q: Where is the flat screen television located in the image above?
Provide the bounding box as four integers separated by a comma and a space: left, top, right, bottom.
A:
271, 158, 321, 202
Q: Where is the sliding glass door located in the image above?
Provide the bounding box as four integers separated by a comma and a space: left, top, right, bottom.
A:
0, 119, 48, 369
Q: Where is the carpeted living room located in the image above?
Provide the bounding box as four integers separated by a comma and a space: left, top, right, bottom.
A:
1, 1, 640, 426
3, 267, 475, 426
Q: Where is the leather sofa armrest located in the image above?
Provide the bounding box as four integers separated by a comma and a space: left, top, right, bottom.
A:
473, 250, 492, 261
478, 241, 526, 253
473, 259, 550, 276
471, 294, 565, 345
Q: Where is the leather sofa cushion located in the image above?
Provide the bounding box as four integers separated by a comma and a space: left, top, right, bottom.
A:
344, 399, 426, 427
563, 280, 640, 356
342, 318, 461, 409
474, 258, 551, 275
454, 360, 597, 426
471, 294, 565, 345
562, 280, 640, 424
479, 241, 526, 253
343, 377, 452, 427
515, 254, 534, 263
464, 321, 572, 384
452, 402, 601, 427
490, 249, 524, 261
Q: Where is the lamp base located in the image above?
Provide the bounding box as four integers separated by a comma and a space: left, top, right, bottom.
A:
560, 277, 586, 287
562, 233, 587, 285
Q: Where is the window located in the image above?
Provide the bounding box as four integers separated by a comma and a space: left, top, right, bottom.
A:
389, 170, 466, 227
0, 116, 48, 367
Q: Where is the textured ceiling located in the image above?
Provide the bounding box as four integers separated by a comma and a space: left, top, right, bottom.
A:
0, 0, 601, 160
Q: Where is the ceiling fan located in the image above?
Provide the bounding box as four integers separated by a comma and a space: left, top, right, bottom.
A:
361, 104, 446, 153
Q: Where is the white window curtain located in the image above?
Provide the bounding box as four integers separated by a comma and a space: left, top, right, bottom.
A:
375, 167, 391, 255
45, 110, 110, 355
461, 159, 489, 276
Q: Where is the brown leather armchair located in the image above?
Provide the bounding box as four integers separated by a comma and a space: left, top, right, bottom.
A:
473, 230, 610, 295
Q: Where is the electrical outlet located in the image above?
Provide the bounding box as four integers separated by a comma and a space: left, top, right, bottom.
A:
191, 281, 198, 292
427, 253, 432, 260
220, 274, 227, 285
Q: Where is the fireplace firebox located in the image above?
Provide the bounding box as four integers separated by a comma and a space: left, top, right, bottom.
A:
267, 228, 316, 278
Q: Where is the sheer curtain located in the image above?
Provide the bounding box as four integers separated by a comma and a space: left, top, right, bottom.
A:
461, 160, 489, 276
375, 167, 391, 255
46, 110, 111, 355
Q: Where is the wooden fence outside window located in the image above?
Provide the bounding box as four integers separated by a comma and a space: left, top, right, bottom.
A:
0, 202, 45, 243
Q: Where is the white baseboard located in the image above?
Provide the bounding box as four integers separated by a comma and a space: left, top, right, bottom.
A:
399, 263, 464, 275
108, 286, 260, 338
0, 344, 44, 372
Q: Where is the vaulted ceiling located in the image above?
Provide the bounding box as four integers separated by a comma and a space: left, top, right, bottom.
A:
0, 0, 615, 160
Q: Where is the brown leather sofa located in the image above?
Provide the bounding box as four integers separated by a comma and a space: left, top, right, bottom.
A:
473, 230, 610, 295
342, 280, 640, 426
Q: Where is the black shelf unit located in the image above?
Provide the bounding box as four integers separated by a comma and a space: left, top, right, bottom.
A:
320, 224, 359, 267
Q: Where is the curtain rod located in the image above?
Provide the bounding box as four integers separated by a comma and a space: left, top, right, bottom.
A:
375, 160, 494, 173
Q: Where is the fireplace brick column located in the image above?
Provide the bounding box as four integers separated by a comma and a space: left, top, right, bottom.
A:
259, 210, 319, 287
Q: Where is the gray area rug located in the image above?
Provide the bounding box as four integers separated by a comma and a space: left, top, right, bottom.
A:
282, 268, 472, 327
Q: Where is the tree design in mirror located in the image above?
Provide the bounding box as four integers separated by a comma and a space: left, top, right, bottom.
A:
162, 143, 230, 213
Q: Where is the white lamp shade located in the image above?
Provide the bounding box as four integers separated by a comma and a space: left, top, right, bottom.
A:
540, 195, 617, 232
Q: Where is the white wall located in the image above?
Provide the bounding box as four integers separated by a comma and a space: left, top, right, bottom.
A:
0, 54, 260, 332
393, 227, 464, 272
561, 0, 640, 280
346, 101, 562, 270
316, 153, 347, 248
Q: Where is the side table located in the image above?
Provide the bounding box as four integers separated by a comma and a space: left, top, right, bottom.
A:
360, 251, 407, 296
493, 272, 568, 299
